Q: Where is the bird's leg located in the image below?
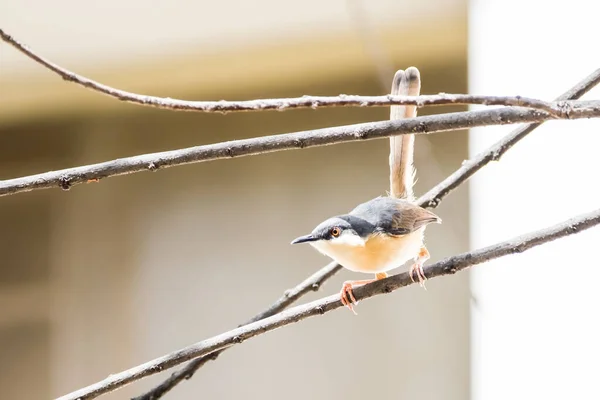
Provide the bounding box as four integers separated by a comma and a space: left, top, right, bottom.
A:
340, 280, 374, 314
340, 272, 388, 314
375, 272, 389, 280
409, 246, 430, 288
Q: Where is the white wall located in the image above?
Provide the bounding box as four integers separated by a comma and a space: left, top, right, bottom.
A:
469, 1, 600, 399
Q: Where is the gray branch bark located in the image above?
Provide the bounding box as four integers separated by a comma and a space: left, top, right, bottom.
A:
2, 102, 600, 198
0, 28, 574, 116
3, 26, 599, 400
133, 65, 600, 400
132, 261, 342, 400
58, 207, 600, 400
418, 67, 600, 208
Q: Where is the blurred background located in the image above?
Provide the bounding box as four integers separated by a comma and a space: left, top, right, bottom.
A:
0, 0, 598, 399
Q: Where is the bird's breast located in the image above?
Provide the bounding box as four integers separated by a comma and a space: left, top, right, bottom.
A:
310, 228, 425, 274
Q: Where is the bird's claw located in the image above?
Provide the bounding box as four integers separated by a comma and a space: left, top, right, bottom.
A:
410, 246, 430, 289
409, 262, 428, 289
340, 282, 358, 315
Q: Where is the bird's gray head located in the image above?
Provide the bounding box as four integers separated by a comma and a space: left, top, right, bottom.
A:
291, 215, 375, 247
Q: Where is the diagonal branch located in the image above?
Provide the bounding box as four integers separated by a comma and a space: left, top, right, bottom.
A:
133, 66, 600, 400
3, 26, 599, 398
136, 68, 418, 400
0, 28, 571, 116
418, 67, 600, 208
58, 206, 600, 400
132, 262, 342, 400
2, 103, 600, 198
135, 67, 420, 400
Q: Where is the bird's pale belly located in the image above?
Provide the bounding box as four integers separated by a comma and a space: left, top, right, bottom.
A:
312, 228, 425, 274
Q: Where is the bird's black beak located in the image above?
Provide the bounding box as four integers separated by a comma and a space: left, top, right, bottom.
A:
290, 234, 318, 244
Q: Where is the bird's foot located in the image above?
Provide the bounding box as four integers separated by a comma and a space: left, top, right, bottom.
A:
409, 246, 430, 289
409, 262, 427, 288
340, 281, 359, 315
339, 274, 388, 315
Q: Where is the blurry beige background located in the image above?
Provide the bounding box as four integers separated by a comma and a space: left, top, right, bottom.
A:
0, 1, 469, 399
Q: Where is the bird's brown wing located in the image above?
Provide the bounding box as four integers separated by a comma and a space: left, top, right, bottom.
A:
350, 196, 441, 236
390, 202, 441, 235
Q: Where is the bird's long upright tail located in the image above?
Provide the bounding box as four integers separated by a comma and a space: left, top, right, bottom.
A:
389, 67, 421, 201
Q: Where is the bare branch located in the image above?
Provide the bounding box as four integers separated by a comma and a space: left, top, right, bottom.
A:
58, 207, 600, 400
137, 67, 417, 400
2, 103, 600, 198
133, 262, 342, 400
3, 26, 600, 399
0, 28, 568, 116
417, 67, 600, 208
133, 66, 600, 400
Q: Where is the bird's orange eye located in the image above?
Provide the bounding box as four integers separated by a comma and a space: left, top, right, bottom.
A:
331, 227, 341, 237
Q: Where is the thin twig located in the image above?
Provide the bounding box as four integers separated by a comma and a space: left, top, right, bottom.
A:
134, 66, 600, 400
418, 67, 600, 208
2, 103, 600, 198
0, 28, 567, 116
132, 262, 342, 400
58, 207, 600, 400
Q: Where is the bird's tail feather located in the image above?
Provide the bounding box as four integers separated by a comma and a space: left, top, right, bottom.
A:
389, 67, 421, 201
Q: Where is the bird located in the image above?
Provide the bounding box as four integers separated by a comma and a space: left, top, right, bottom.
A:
291, 196, 441, 313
